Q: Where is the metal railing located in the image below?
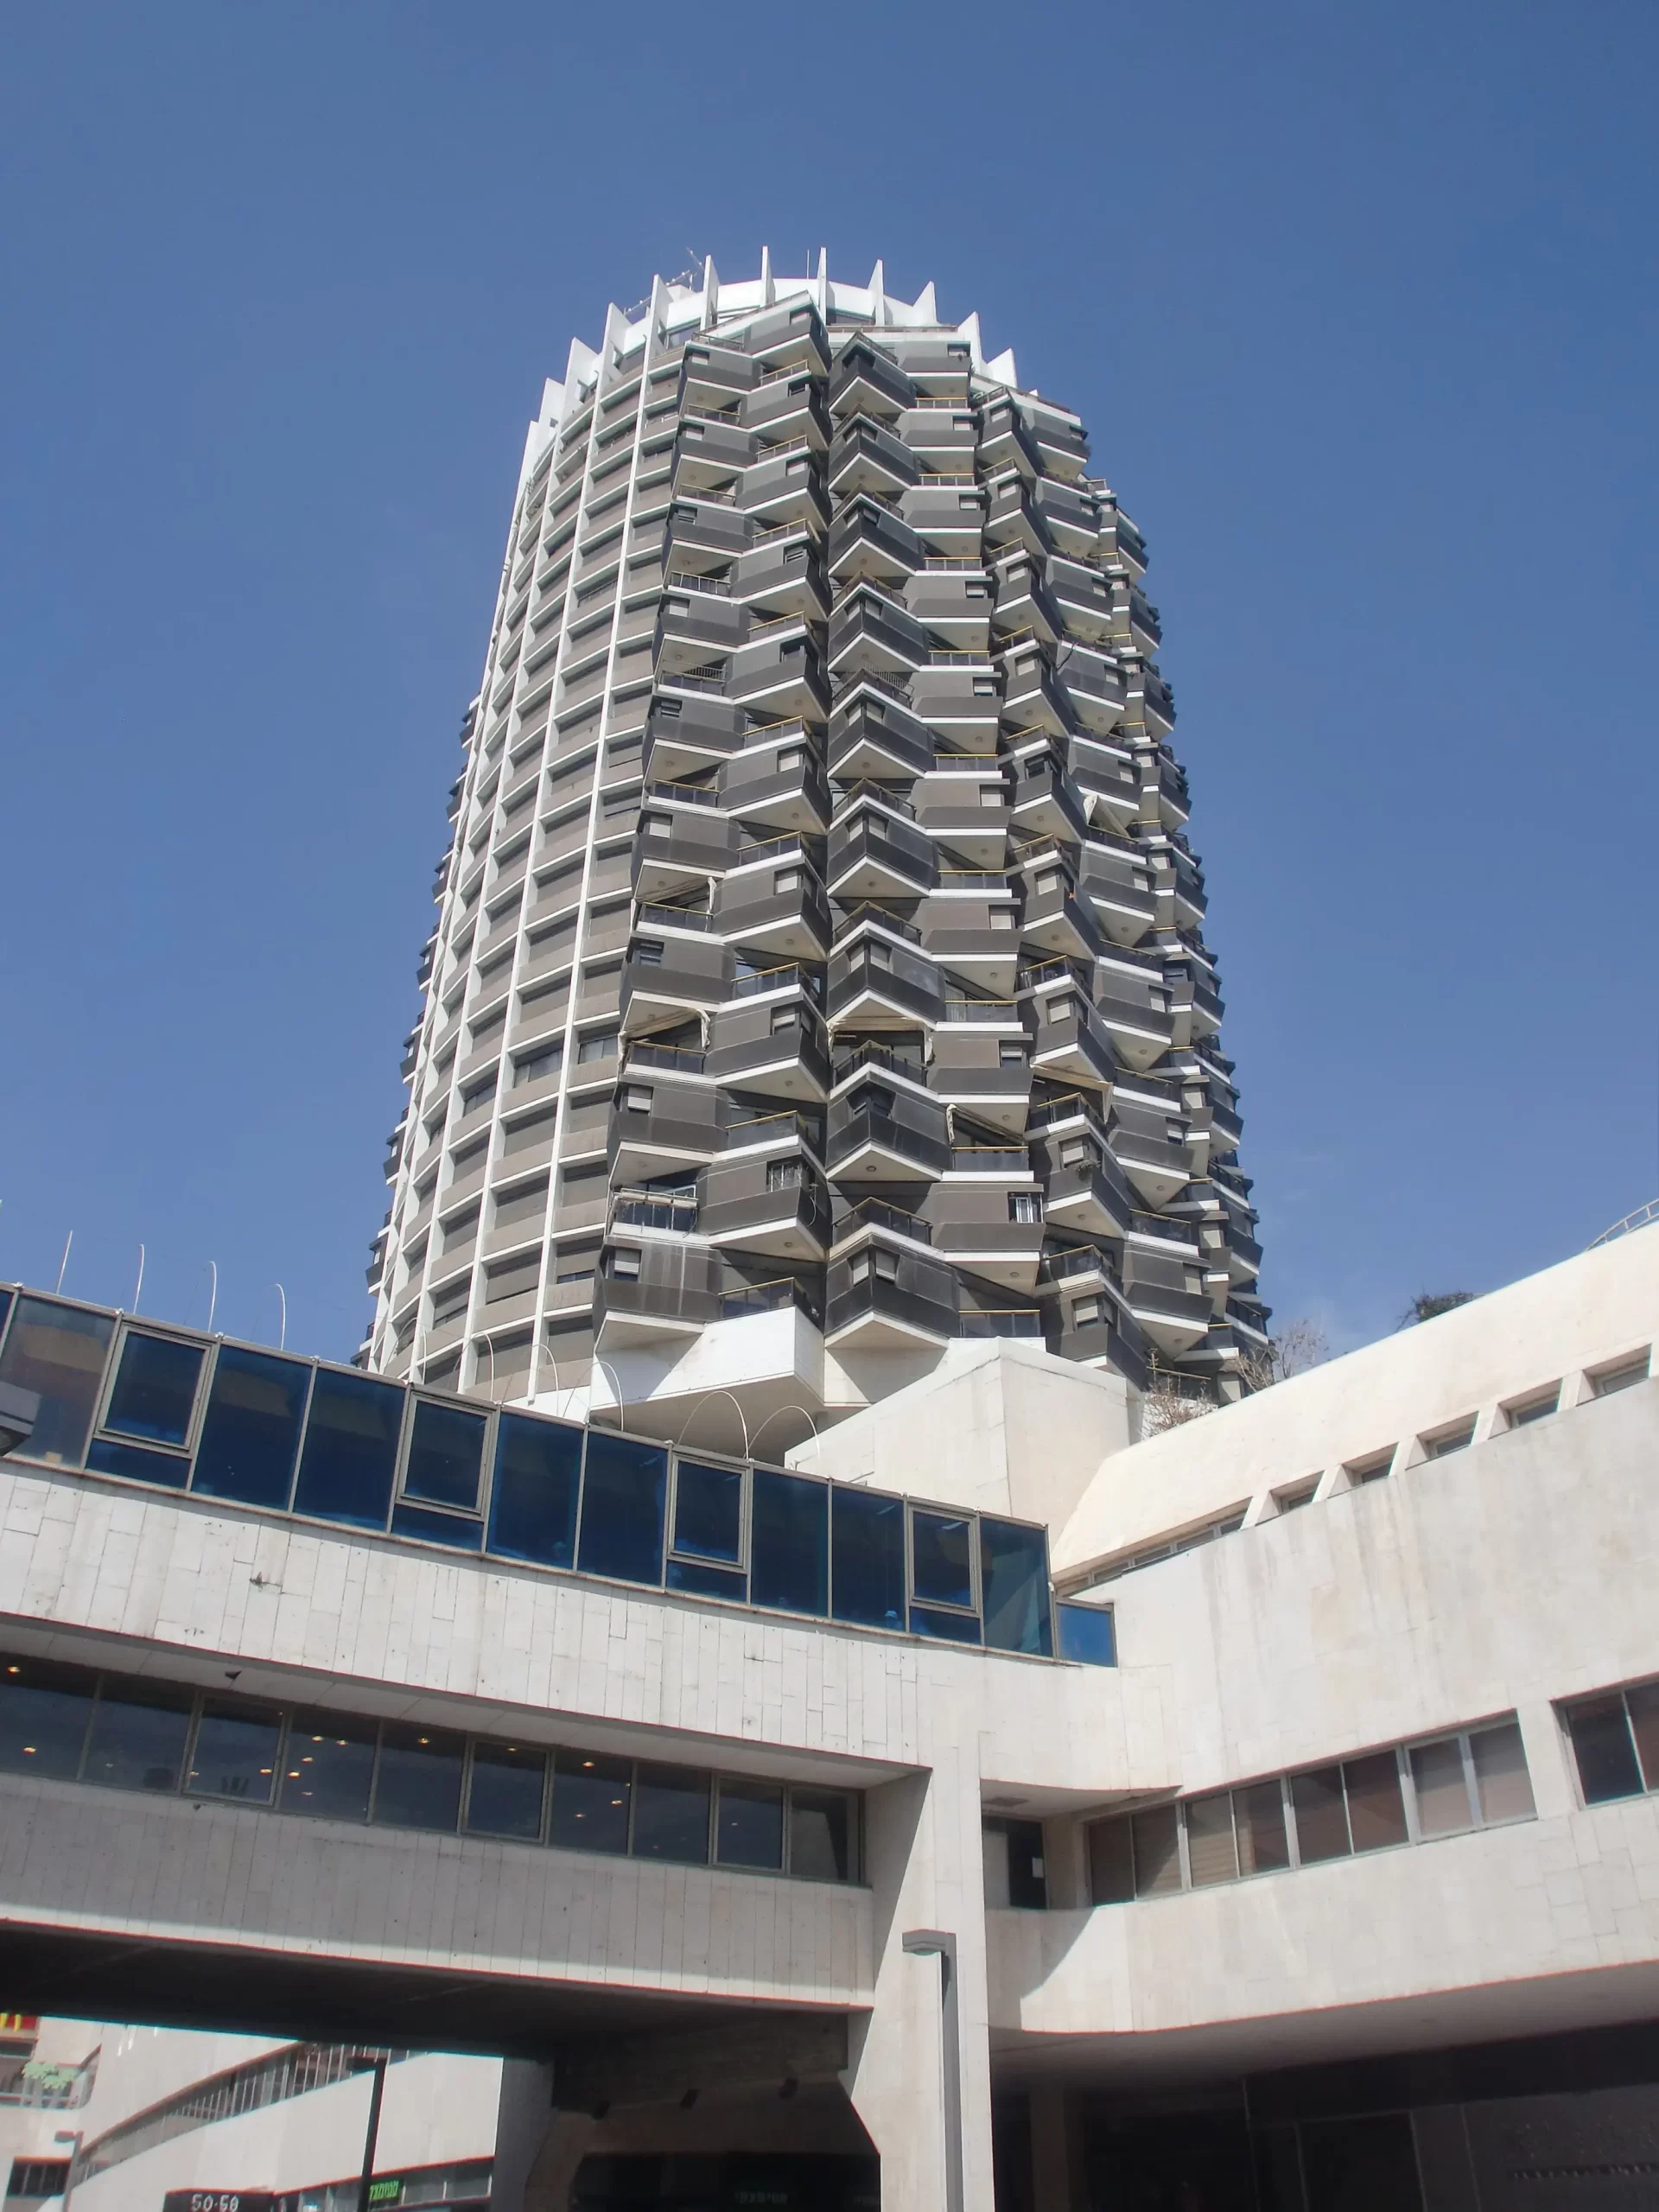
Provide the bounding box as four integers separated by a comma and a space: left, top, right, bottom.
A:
627, 1040, 707, 1072
838, 1195, 933, 1246
664, 569, 732, 598
645, 779, 721, 808
959, 1309, 1042, 1338
1591, 1199, 1659, 1249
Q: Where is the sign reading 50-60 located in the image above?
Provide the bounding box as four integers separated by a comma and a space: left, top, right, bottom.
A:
161, 2193, 274, 2212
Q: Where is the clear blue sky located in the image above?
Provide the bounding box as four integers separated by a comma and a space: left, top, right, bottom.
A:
3, 0, 1656, 1363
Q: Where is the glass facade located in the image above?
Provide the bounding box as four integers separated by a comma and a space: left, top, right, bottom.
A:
0, 1650, 860, 1883
0, 1286, 1083, 1662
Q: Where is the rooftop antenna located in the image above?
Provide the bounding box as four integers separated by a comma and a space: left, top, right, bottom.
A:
273, 1282, 287, 1352
54, 1231, 73, 1295
132, 1244, 145, 1313
206, 1261, 218, 1333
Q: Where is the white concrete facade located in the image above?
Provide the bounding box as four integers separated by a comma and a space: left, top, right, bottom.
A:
0, 1225, 1656, 2208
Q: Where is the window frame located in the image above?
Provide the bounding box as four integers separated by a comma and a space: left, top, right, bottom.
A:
90, 1318, 214, 1477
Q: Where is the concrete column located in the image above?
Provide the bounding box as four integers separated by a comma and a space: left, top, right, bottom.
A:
519, 2111, 601, 2212
845, 1741, 997, 2212
1027, 2082, 1085, 2212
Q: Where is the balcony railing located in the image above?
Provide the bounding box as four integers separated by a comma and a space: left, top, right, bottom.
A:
838, 1195, 933, 1246
627, 1040, 707, 1073
958, 1309, 1042, 1338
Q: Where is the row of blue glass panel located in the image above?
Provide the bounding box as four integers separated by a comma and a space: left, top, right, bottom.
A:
0, 1292, 1055, 1654
0, 1652, 855, 1878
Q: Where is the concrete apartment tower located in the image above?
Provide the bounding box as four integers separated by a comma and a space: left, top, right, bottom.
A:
364, 256, 1266, 1448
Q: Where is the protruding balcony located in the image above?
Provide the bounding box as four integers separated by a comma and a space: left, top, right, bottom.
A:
1026, 408, 1090, 481
1001, 645, 1077, 740
726, 632, 830, 723
664, 498, 751, 573
983, 479, 1055, 562
698, 1149, 832, 1262
631, 799, 739, 902
926, 1185, 1045, 1292
741, 372, 831, 453
1020, 854, 1106, 964
1126, 664, 1176, 740
711, 839, 832, 960
991, 556, 1063, 648
827, 337, 917, 422
1076, 836, 1158, 948
644, 695, 748, 780
906, 664, 1001, 753
679, 342, 755, 417
824, 1245, 959, 1351
827, 931, 944, 1029
1030, 479, 1099, 559
918, 895, 1022, 996
743, 302, 831, 378
706, 979, 831, 1101
607, 1076, 723, 1184
1100, 505, 1148, 579
899, 482, 985, 559
1110, 1102, 1192, 1208
719, 736, 830, 836
829, 419, 919, 501
1046, 556, 1116, 644
1091, 952, 1176, 1069
740, 451, 829, 533
594, 1240, 721, 1351
979, 397, 1043, 479
654, 588, 747, 672
827, 495, 925, 587
731, 536, 829, 621
1032, 1106, 1135, 1242
826, 1079, 951, 1185
897, 404, 976, 474
926, 1030, 1031, 1135
1052, 642, 1126, 735
1119, 1248, 1213, 1354
828, 691, 935, 782
1010, 749, 1089, 842
1071, 738, 1143, 829
1021, 964, 1120, 1093
904, 571, 992, 654
828, 585, 930, 682
620, 919, 732, 1036
915, 773, 1010, 866
671, 416, 757, 494
827, 793, 938, 903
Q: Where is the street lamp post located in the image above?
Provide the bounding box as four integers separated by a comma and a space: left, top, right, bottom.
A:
53, 2128, 82, 2212
902, 1929, 963, 2212
348, 2053, 388, 2212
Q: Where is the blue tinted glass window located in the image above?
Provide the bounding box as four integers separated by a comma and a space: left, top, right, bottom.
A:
981, 1520, 1053, 1657
0, 1298, 114, 1465
666, 1558, 747, 1601
187, 1697, 282, 1803
374, 1722, 464, 1832
1057, 1601, 1116, 1667
550, 1748, 632, 1854
0, 1290, 12, 1342
391, 1502, 484, 1550
0, 1656, 96, 1778
86, 1437, 188, 1486
280, 1709, 378, 1820
750, 1469, 828, 1617
831, 1488, 906, 1630
912, 1511, 974, 1611
84, 1681, 193, 1792
487, 1414, 582, 1568
909, 1605, 982, 1645
403, 1399, 486, 1510
191, 1345, 309, 1510
632, 1763, 710, 1862
790, 1789, 853, 1882
716, 1777, 784, 1869
292, 1370, 404, 1529
467, 1741, 547, 1840
576, 1433, 667, 1586
103, 1332, 203, 1446
672, 1459, 743, 1562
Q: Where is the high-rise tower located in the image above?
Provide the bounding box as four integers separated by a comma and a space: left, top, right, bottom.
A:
364, 257, 1267, 1452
